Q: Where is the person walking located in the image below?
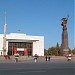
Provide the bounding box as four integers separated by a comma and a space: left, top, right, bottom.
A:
34, 57, 37, 62
45, 56, 48, 61
14, 53, 19, 62
48, 56, 50, 61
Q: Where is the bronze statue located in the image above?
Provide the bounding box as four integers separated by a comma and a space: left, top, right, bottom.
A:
61, 15, 69, 30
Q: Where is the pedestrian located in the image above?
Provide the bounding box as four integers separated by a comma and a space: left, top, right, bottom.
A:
48, 56, 50, 61
1, 52, 2, 56
45, 56, 47, 61
34, 57, 37, 62
14, 53, 19, 62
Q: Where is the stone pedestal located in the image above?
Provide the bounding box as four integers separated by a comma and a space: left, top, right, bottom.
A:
61, 30, 69, 55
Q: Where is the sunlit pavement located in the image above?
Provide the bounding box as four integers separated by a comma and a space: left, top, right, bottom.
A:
0, 57, 75, 75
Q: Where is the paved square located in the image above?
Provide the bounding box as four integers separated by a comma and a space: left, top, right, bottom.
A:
0, 57, 75, 75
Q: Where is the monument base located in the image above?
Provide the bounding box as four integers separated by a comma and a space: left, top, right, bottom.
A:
63, 49, 69, 55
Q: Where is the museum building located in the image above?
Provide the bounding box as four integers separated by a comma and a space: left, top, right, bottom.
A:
0, 33, 44, 56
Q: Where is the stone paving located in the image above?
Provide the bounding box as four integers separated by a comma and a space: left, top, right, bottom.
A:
0, 56, 75, 63
0, 56, 75, 75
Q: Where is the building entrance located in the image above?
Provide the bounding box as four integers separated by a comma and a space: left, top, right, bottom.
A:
8, 42, 33, 56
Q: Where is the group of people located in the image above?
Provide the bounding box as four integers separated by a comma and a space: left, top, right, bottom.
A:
33, 56, 51, 62
45, 56, 50, 61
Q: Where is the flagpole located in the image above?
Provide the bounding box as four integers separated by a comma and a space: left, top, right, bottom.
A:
3, 11, 7, 55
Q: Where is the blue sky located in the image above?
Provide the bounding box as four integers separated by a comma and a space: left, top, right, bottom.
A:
0, 0, 74, 49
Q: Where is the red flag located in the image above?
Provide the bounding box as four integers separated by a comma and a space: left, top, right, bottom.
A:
14, 48, 17, 53
24, 48, 27, 53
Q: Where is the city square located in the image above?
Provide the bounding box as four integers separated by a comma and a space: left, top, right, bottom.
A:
0, 56, 75, 75
0, 0, 74, 75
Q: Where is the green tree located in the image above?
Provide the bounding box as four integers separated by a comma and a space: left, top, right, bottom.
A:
48, 47, 56, 56
46, 43, 61, 56
44, 49, 48, 55
69, 49, 72, 54
55, 42, 61, 56
72, 48, 75, 54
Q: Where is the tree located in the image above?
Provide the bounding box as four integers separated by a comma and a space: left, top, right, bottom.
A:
69, 49, 72, 54
45, 43, 61, 56
48, 47, 56, 56
44, 49, 48, 55
55, 42, 61, 56
72, 48, 75, 54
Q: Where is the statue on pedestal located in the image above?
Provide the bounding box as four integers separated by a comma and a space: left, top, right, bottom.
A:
61, 15, 69, 55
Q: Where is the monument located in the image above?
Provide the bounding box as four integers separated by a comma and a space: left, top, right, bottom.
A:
61, 16, 69, 55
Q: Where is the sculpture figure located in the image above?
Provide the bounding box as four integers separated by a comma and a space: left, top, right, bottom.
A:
61, 15, 69, 30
